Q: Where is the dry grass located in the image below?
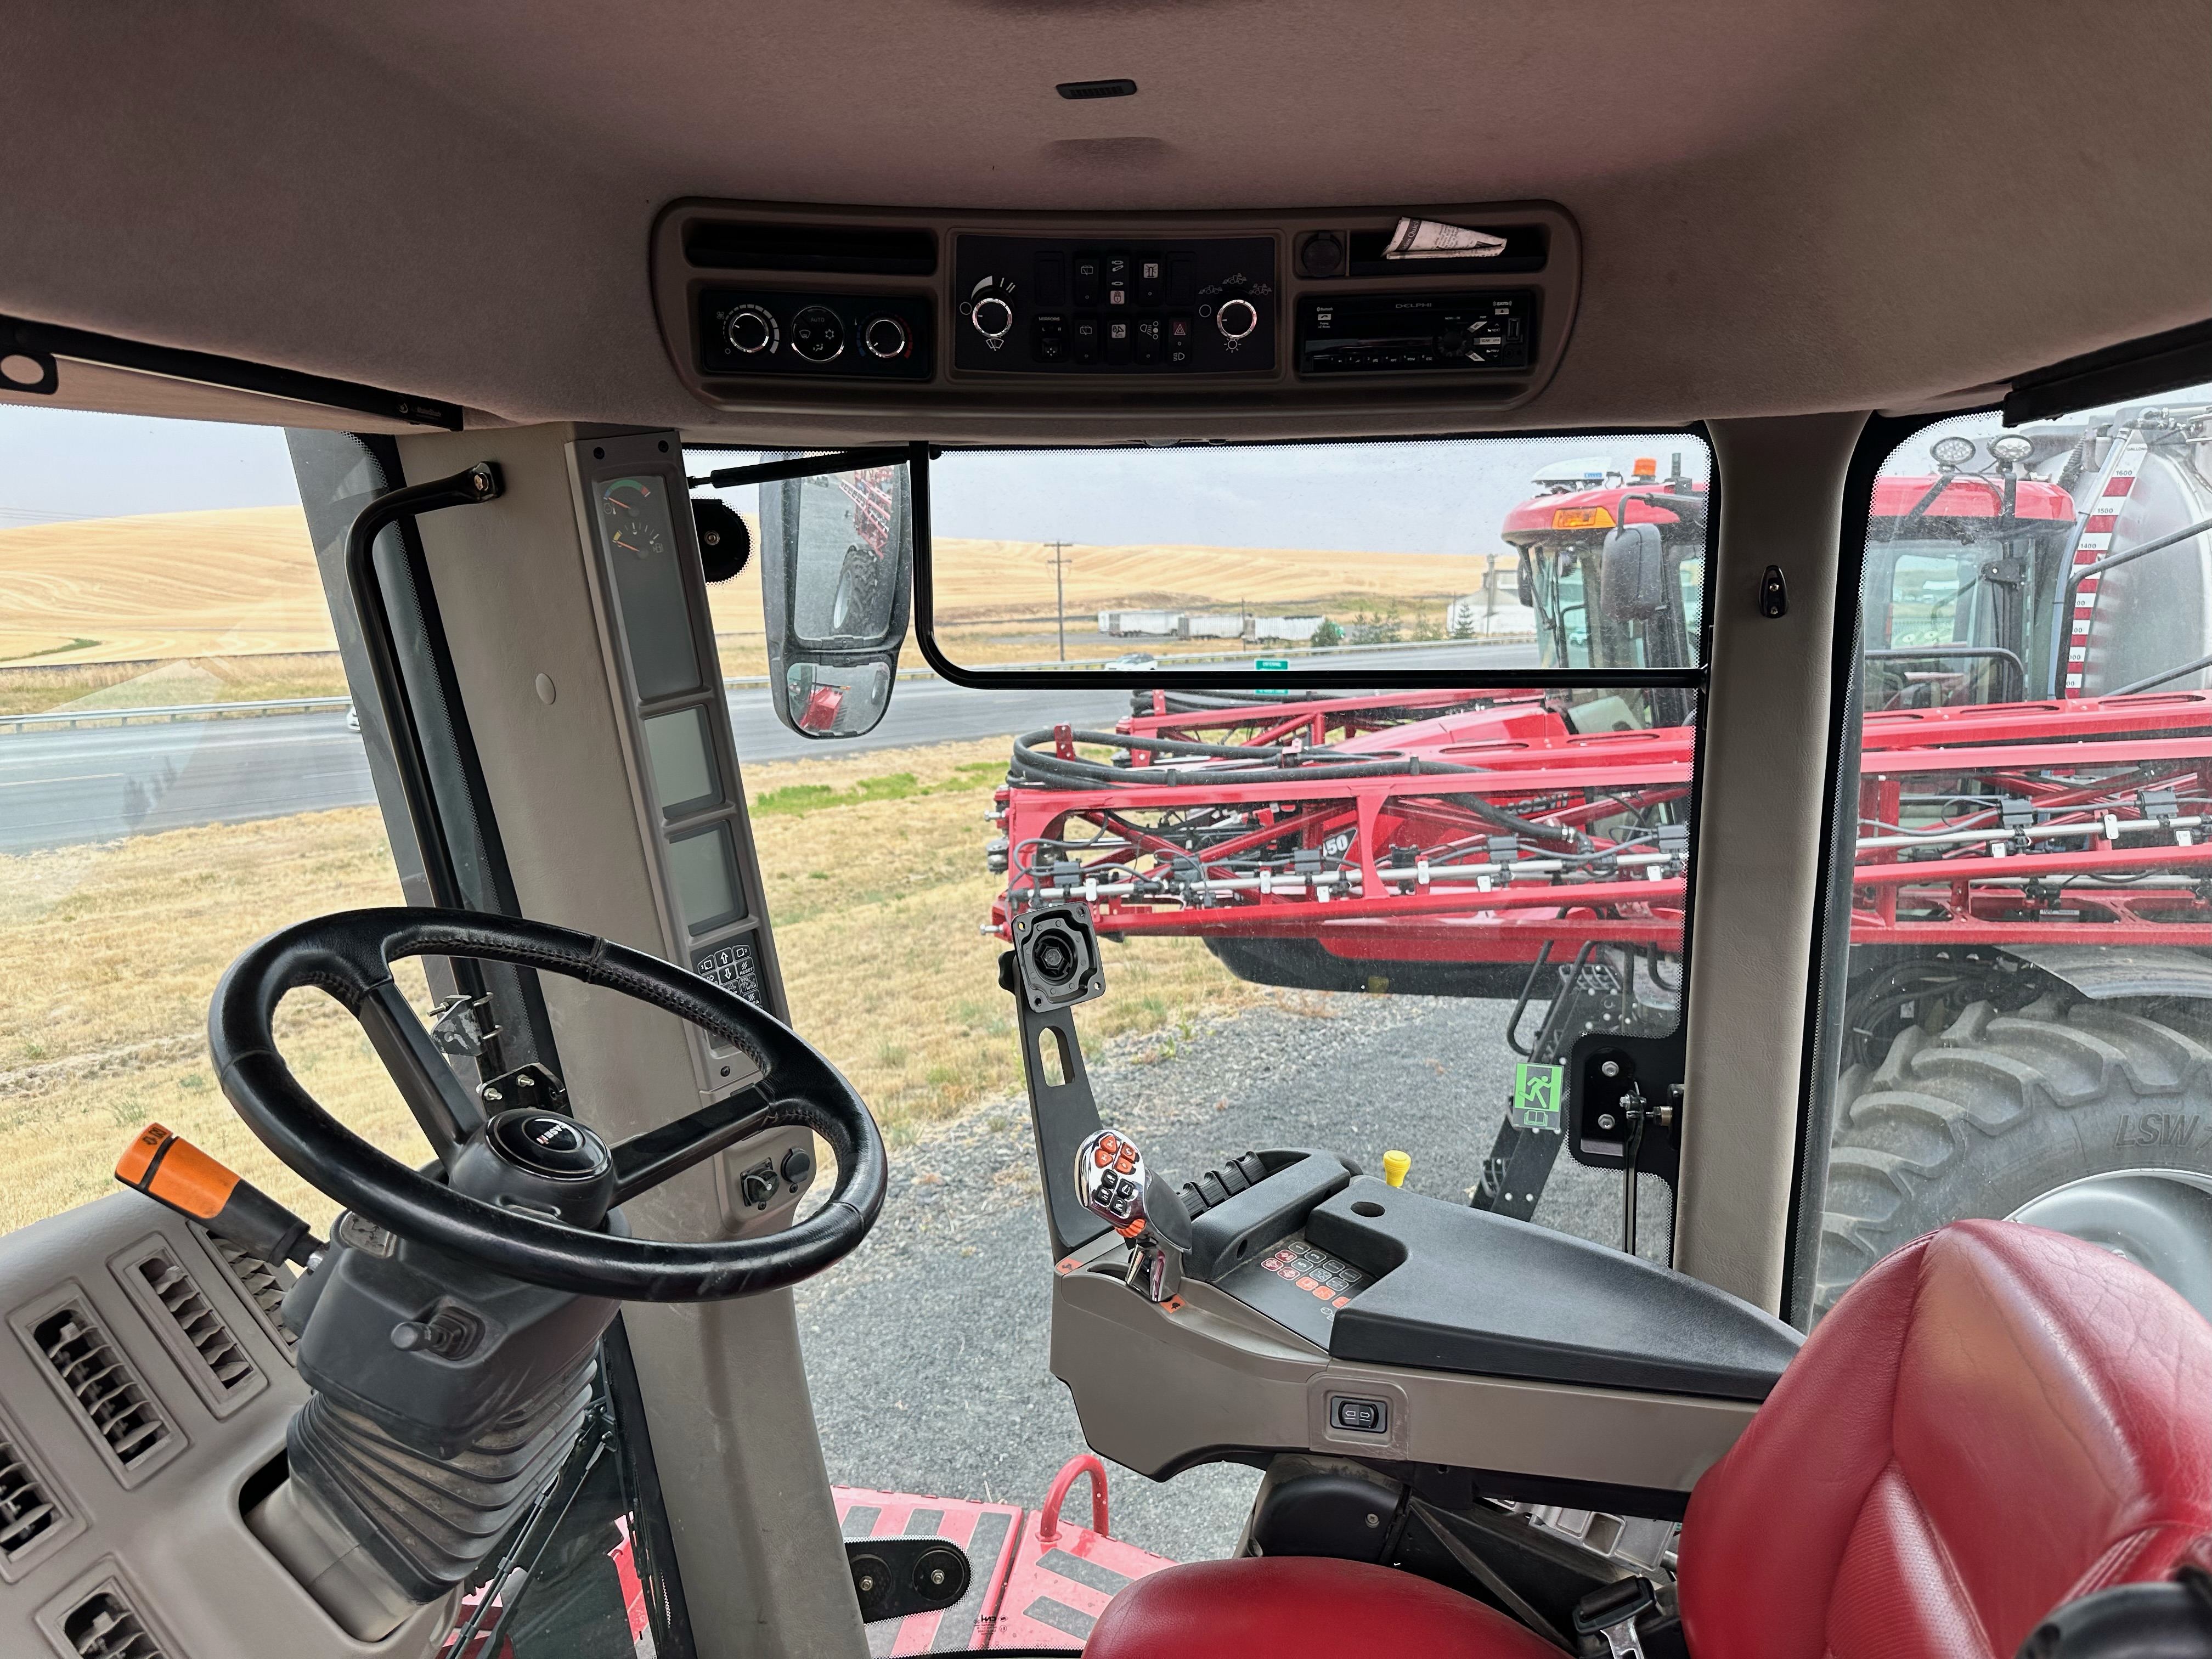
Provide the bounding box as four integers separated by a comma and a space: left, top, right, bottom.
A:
0, 507, 333, 664
0, 653, 352, 719
1, 506, 1495, 692
0, 811, 433, 1232
1, 736, 1263, 1230
706, 538, 1505, 676
741, 738, 1263, 1141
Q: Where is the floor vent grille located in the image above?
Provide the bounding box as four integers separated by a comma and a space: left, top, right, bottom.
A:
62, 1588, 167, 1659
0, 1432, 61, 1560
32, 1304, 172, 1472
200, 1232, 297, 1359
133, 1251, 257, 1398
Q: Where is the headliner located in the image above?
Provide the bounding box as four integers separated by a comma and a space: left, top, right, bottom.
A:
3, 0, 2207, 438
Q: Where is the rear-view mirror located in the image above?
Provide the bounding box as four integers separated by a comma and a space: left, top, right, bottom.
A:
1599, 521, 1668, 622
749, 449, 915, 738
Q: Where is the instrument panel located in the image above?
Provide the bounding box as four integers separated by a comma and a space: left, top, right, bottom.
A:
651, 200, 1581, 435
950, 234, 1277, 375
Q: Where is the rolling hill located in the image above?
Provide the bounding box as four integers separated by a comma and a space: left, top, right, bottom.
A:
1, 507, 1496, 668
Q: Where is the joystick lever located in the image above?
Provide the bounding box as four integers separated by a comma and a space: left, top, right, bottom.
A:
1074, 1129, 1190, 1304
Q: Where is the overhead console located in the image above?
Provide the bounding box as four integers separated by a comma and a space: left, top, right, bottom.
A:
651, 200, 1579, 437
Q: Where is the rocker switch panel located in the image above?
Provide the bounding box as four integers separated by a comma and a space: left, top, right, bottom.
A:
1329, 1395, 1389, 1434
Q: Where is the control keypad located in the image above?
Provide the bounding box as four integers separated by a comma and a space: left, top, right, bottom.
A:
1217, 1228, 1374, 1347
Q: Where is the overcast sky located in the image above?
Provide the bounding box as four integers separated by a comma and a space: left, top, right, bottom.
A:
3, 404, 1712, 555
698, 436, 1712, 559
0, 405, 298, 526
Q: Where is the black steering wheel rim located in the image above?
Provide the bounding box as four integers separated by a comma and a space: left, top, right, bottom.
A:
208, 906, 887, 1301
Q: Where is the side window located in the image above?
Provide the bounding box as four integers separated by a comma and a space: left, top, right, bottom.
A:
1814, 388, 2212, 1322
0, 408, 430, 1233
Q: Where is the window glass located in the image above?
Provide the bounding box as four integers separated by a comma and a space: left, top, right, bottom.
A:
919, 439, 1709, 675
0, 407, 431, 1233
733, 435, 1711, 1564
1813, 386, 2212, 1324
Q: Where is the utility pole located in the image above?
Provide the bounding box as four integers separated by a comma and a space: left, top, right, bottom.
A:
1046, 540, 1073, 662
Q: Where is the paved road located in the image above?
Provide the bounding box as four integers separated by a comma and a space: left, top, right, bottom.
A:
0, 645, 1536, 853
792, 991, 1671, 1570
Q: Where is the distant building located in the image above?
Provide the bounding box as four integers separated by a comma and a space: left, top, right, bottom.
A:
1099, 610, 1325, 642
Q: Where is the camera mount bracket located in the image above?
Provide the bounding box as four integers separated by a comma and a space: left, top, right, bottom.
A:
1000, 904, 1111, 1257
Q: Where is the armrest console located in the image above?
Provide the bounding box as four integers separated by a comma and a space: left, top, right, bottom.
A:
1310, 1177, 1802, 1401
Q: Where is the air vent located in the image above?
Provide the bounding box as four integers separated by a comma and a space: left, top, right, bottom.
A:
0, 1404, 82, 1583
123, 1247, 261, 1410
0, 1432, 62, 1559
683, 220, 936, 275
62, 1588, 168, 1659
27, 1299, 179, 1482
198, 1230, 297, 1361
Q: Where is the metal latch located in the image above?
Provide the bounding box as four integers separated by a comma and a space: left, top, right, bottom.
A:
1573, 1575, 1657, 1659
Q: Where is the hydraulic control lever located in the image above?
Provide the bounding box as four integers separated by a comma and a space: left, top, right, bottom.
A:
1074, 1129, 1192, 1304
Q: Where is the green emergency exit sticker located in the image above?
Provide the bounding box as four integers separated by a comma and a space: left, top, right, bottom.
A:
1511, 1062, 1566, 1132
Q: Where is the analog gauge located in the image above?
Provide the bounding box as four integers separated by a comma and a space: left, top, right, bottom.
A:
598, 477, 671, 563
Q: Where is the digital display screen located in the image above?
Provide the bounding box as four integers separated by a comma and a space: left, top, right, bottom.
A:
667, 822, 746, 935
642, 706, 720, 817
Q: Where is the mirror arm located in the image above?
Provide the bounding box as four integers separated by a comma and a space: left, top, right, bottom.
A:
690, 444, 915, 492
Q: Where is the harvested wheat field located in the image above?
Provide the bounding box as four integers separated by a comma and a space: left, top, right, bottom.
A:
0, 735, 1262, 1232
0, 506, 333, 665
703, 535, 1491, 634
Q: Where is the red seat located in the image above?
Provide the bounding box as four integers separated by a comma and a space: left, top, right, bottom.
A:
1084, 1221, 2212, 1659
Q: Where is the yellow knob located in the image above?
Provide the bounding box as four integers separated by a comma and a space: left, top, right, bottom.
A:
1382, 1150, 1411, 1188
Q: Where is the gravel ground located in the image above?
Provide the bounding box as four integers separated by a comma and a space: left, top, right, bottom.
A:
794, 991, 1673, 1565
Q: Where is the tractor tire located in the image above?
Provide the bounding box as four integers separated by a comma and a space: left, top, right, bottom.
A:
830, 545, 886, 637
1814, 992, 2212, 1319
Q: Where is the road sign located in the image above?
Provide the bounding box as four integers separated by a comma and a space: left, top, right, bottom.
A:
1254, 658, 1290, 671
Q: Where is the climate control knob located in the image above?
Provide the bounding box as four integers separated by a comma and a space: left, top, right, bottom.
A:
789, 305, 847, 363
724, 304, 778, 356
861, 314, 912, 360
970, 294, 1015, 341
1214, 297, 1260, 342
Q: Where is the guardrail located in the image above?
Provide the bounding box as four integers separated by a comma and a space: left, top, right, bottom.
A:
0, 695, 352, 732
4, 637, 1543, 730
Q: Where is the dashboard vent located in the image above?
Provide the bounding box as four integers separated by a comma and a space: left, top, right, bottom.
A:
199, 1231, 297, 1360
32, 1302, 173, 1474
683, 219, 936, 276
0, 1431, 62, 1560
62, 1587, 168, 1659
133, 1249, 258, 1400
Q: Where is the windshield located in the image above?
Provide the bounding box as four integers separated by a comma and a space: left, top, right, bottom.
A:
699, 434, 1712, 1561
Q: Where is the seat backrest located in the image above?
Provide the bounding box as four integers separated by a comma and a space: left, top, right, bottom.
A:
1677, 1220, 2212, 1659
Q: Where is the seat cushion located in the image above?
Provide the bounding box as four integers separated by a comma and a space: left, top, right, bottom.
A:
1678, 1219, 2212, 1659
1081, 1556, 1561, 1659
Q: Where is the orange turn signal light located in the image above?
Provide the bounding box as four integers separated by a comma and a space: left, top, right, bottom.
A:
1552, 506, 1616, 530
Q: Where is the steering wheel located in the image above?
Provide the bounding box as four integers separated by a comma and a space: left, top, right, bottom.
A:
208, 907, 886, 1301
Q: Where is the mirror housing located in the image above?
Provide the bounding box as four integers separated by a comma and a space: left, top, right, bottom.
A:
757, 456, 915, 739
1598, 521, 1668, 622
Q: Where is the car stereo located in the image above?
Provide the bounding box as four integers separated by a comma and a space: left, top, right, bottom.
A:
1296, 290, 1537, 375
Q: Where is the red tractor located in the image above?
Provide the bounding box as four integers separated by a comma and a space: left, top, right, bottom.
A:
990, 405, 2212, 1312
